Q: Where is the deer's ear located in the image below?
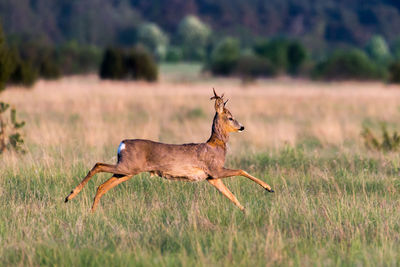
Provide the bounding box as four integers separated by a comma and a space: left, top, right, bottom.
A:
214, 98, 224, 113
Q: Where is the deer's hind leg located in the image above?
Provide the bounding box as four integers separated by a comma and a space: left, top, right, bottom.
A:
91, 174, 133, 213
65, 162, 126, 203
207, 178, 245, 212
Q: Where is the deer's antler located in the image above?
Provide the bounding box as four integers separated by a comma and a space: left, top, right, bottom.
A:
210, 88, 225, 100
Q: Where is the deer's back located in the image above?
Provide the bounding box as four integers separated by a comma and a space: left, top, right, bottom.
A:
117, 139, 225, 181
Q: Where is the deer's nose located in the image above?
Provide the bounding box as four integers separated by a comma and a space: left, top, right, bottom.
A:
239, 126, 245, 132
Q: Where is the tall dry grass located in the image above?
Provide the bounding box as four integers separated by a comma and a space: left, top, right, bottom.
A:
3, 76, 400, 153
1, 75, 400, 266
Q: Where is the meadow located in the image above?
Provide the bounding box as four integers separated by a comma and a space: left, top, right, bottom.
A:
1, 67, 400, 266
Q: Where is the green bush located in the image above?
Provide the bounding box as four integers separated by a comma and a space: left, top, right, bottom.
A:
312, 49, 382, 81
99, 47, 126, 79
56, 42, 102, 75
254, 38, 308, 75
209, 37, 240, 76
287, 41, 307, 75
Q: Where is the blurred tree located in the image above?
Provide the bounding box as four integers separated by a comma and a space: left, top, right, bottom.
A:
254, 39, 290, 73
365, 35, 390, 63
137, 23, 169, 60
388, 61, 400, 83
209, 37, 240, 75
177, 15, 211, 61
165, 46, 183, 62
391, 38, 400, 60
234, 54, 276, 80
39, 55, 61, 80
3, 0, 400, 49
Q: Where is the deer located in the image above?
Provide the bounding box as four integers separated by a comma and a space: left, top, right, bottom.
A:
65, 89, 274, 213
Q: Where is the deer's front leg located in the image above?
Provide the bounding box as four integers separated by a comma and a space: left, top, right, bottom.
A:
207, 178, 245, 212
215, 168, 274, 192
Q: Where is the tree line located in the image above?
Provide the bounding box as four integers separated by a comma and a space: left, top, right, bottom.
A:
2, 0, 400, 49
3, 15, 400, 90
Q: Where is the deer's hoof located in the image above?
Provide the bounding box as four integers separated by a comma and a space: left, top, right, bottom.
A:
65, 191, 73, 203
266, 188, 274, 193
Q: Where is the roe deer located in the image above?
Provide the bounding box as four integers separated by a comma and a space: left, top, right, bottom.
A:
65, 89, 274, 212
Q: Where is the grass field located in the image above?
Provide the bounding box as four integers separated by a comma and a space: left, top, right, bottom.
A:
1, 71, 400, 266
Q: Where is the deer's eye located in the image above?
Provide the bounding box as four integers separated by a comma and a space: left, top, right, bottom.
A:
229, 118, 233, 121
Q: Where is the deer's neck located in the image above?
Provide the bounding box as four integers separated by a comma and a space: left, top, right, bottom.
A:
207, 114, 229, 149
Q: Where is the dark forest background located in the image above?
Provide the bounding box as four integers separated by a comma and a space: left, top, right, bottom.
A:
2, 0, 400, 49
2, 0, 400, 87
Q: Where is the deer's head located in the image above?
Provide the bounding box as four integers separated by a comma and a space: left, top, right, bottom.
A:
210, 88, 244, 133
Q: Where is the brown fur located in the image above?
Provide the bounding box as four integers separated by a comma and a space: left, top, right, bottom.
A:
65, 89, 274, 212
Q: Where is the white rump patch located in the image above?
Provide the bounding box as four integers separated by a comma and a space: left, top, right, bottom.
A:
117, 142, 126, 155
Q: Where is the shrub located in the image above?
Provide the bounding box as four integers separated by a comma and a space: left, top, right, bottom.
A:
99, 46, 158, 82
0, 102, 25, 154
392, 38, 400, 60
125, 46, 158, 82
254, 39, 290, 73
99, 47, 126, 79
165, 47, 183, 62
234, 55, 276, 79
209, 37, 240, 76
9, 61, 37, 87
39, 56, 61, 79
362, 124, 400, 152
312, 49, 382, 81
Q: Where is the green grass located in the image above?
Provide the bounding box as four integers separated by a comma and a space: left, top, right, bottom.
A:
1, 145, 400, 266
159, 63, 203, 82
